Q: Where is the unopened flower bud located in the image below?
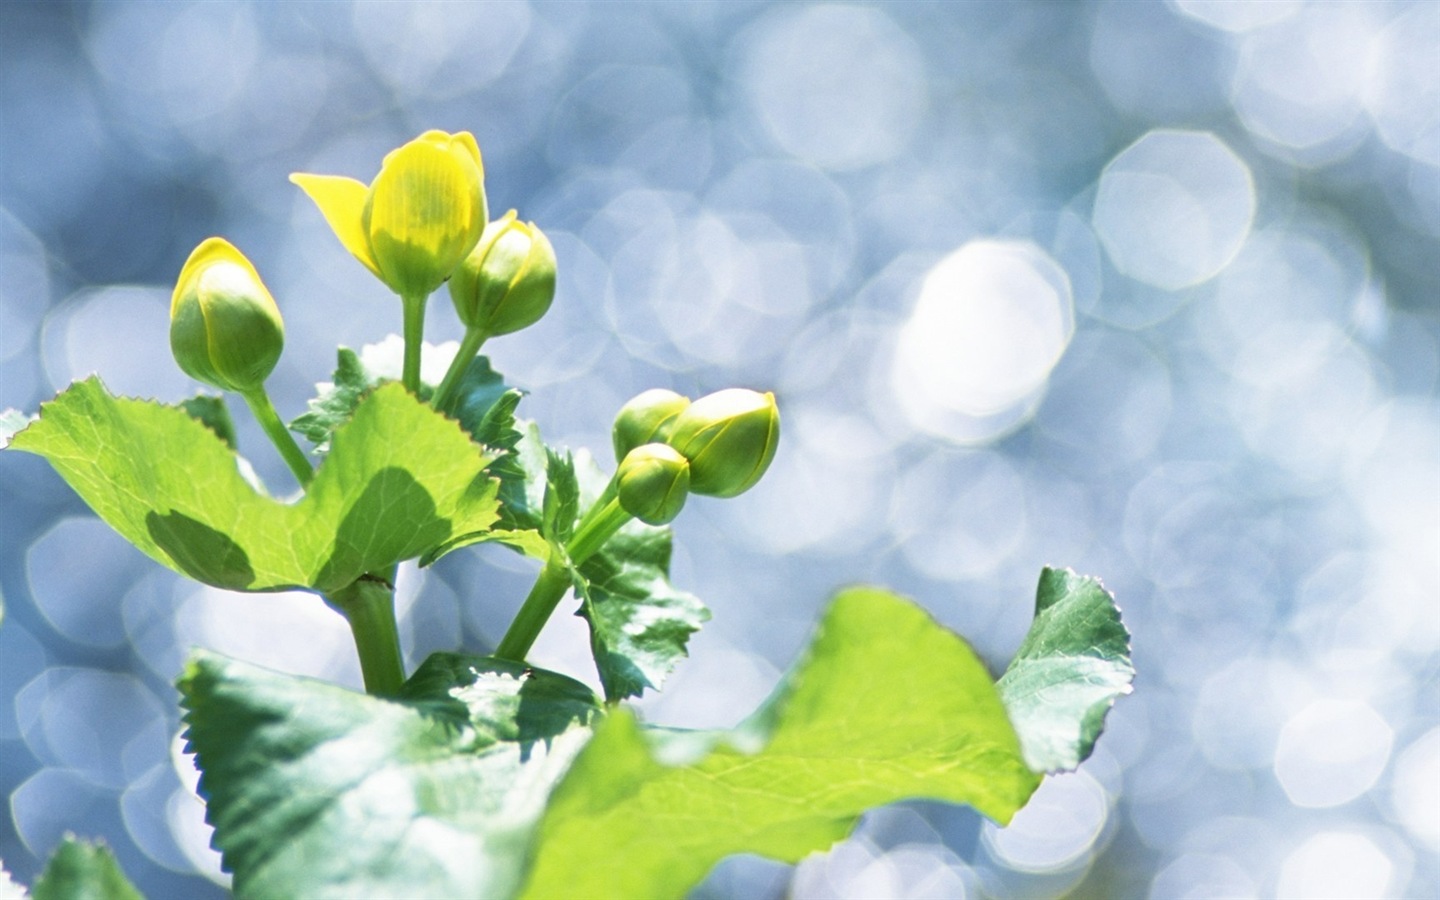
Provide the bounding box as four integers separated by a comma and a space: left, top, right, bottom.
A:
613, 389, 690, 463
170, 238, 284, 393
666, 389, 779, 498
448, 210, 557, 336
617, 443, 690, 525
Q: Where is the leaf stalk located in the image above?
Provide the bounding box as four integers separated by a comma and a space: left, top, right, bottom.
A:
241, 388, 314, 487
327, 577, 406, 696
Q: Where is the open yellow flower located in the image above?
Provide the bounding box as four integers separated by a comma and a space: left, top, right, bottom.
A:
290, 130, 487, 299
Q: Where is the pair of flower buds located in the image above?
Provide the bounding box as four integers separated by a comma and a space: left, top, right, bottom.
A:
611, 388, 780, 526
170, 130, 557, 395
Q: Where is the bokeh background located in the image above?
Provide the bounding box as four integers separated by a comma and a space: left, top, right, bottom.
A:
1, 1, 1437, 897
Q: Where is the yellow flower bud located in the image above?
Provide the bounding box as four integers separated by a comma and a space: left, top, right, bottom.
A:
666, 389, 780, 498
169, 238, 285, 393
616, 443, 691, 526
448, 210, 557, 336
290, 130, 487, 298
612, 389, 690, 463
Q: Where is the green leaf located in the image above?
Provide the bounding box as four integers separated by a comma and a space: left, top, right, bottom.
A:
31, 837, 142, 900
566, 454, 707, 701
997, 566, 1134, 772
10, 377, 499, 592
521, 587, 1042, 899
0, 408, 32, 450
178, 394, 237, 450
290, 347, 375, 454
540, 449, 579, 546
573, 519, 708, 703
179, 649, 600, 900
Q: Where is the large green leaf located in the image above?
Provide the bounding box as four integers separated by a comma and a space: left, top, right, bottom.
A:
9, 378, 499, 593
997, 567, 1134, 772
30, 837, 142, 900
520, 587, 1042, 899
179, 650, 600, 900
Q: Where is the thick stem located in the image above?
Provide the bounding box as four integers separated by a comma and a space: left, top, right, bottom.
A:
242, 388, 314, 487
401, 293, 428, 395
493, 558, 574, 662
492, 497, 634, 663
326, 577, 406, 696
430, 326, 489, 414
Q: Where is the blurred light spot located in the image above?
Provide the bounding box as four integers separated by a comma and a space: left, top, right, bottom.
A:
1093, 130, 1255, 290
11, 767, 114, 859
157, 3, 259, 136
1148, 852, 1257, 900
891, 450, 1027, 582
634, 630, 780, 730
174, 586, 360, 687
794, 836, 970, 900
42, 286, 194, 400
1388, 726, 1440, 852
1170, 0, 1301, 33
736, 5, 926, 171
16, 667, 167, 789
983, 771, 1109, 872
1196, 220, 1371, 401
167, 784, 228, 886
0, 207, 49, 364
1230, 4, 1379, 164
1036, 329, 1172, 473
28, 517, 148, 648
1345, 400, 1440, 573
1089, 0, 1231, 120
1276, 831, 1394, 900
1192, 657, 1310, 772
1274, 699, 1393, 808
1230, 331, 1378, 482
0, 621, 46, 741
122, 765, 193, 872
548, 66, 694, 169
1365, 3, 1440, 166
891, 240, 1073, 444
353, 0, 529, 100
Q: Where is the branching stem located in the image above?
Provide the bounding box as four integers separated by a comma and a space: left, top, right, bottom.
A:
327, 577, 405, 696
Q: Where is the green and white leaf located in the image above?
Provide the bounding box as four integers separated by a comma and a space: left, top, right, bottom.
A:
179, 650, 600, 900
520, 587, 1043, 899
290, 347, 376, 454
30, 837, 142, 900
997, 567, 1134, 772
10, 378, 499, 592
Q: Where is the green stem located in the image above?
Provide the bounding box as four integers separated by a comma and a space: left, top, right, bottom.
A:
326, 577, 406, 696
401, 293, 428, 395
567, 496, 630, 565
430, 326, 489, 414
242, 388, 314, 487
494, 558, 573, 662
493, 496, 633, 663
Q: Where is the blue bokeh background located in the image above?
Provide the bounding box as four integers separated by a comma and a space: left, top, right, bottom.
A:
1, 2, 1437, 897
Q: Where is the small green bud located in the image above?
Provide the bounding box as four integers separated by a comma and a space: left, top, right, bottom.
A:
169, 238, 285, 393
448, 210, 557, 336
616, 443, 690, 525
666, 388, 780, 498
613, 388, 691, 463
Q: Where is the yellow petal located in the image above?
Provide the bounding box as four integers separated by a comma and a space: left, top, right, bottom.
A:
172, 237, 269, 316
364, 138, 486, 297
289, 173, 382, 280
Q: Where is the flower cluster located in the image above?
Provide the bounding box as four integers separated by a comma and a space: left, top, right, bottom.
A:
166, 127, 778, 541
